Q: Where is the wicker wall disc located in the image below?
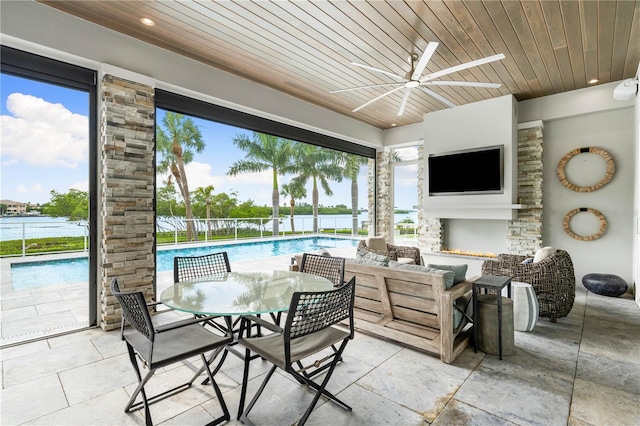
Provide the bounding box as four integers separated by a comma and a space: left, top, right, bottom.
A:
556, 147, 615, 192
563, 208, 607, 241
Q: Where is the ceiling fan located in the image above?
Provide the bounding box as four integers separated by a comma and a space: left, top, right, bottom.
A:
331, 42, 505, 116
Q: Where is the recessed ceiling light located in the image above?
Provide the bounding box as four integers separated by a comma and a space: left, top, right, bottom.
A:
139, 17, 156, 26
588, 78, 599, 84
390, 123, 397, 127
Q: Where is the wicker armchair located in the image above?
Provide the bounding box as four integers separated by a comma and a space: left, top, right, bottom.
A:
357, 236, 421, 265
481, 249, 576, 322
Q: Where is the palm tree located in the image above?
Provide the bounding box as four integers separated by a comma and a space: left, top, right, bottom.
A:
280, 181, 307, 234
341, 153, 369, 236
157, 112, 205, 241
227, 132, 295, 236
193, 185, 215, 239
291, 145, 343, 233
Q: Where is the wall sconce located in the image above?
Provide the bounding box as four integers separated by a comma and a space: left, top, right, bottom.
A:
613, 78, 638, 101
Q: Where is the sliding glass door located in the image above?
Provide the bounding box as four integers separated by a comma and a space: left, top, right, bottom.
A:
0, 47, 97, 346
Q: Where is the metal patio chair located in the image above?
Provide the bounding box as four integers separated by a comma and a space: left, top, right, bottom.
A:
237, 276, 356, 426
174, 251, 233, 331
174, 251, 262, 370
110, 277, 232, 426
296, 252, 347, 377
174, 251, 231, 282
299, 252, 346, 287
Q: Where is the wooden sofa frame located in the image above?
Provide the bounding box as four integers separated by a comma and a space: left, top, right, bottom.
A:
343, 261, 477, 364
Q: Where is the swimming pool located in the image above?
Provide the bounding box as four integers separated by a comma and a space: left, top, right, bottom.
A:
9, 236, 358, 291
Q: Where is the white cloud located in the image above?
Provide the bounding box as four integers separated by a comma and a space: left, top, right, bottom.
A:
0, 93, 88, 168
394, 163, 419, 186
16, 182, 43, 193
156, 161, 274, 205
70, 180, 89, 192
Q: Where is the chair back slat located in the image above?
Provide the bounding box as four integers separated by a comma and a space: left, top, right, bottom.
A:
110, 278, 155, 341
299, 253, 345, 287
174, 252, 231, 282
285, 276, 355, 341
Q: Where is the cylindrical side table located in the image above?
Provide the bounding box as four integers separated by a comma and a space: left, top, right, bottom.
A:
476, 294, 515, 357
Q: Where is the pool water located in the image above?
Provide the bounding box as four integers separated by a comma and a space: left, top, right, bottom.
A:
10, 236, 358, 291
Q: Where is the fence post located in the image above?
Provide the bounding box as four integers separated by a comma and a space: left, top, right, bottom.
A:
235, 219, 238, 240
22, 223, 26, 257
84, 222, 88, 252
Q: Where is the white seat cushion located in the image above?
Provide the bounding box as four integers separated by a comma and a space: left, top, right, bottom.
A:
396, 257, 415, 265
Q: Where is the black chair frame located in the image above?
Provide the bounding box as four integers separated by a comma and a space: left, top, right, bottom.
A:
111, 277, 233, 426
237, 277, 356, 426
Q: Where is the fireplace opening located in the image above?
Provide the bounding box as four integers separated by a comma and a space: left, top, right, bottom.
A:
442, 219, 507, 256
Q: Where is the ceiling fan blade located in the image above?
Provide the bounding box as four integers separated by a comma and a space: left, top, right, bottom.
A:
397, 89, 412, 116
351, 62, 406, 81
353, 86, 404, 112
411, 42, 439, 81
421, 87, 456, 108
424, 81, 502, 89
330, 82, 404, 94
421, 53, 505, 82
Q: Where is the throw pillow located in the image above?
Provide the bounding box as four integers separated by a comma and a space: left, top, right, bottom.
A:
366, 236, 387, 251
428, 263, 468, 284
345, 257, 388, 267
388, 261, 455, 289
317, 248, 332, 257
533, 246, 556, 263
356, 249, 390, 266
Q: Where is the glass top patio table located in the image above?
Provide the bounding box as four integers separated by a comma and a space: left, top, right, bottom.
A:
159, 270, 333, 316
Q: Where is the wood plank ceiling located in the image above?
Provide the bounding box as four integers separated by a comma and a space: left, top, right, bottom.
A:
40, 0, 640, 129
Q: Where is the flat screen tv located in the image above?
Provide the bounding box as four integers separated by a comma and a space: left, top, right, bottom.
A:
428, 145, 504, 195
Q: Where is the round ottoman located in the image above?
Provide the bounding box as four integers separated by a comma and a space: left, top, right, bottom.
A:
476, 294, 515, 357
511, 281, 539, 332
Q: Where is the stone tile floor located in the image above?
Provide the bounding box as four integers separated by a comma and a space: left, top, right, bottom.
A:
1, 249, 639, 425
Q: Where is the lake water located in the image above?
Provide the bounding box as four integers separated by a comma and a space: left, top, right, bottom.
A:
1, 211, 418, 240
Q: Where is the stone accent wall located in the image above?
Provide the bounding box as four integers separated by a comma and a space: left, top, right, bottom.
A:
507, 125, 544, 254
100, 75, 156, 331
375, 151, 392, 239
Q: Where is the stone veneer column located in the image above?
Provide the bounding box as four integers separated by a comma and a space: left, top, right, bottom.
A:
367, 158, 376, 232
100, 75, 155, 331
507, 123, 544, 254
375, 151, 392, 239
417, 145, 444, 253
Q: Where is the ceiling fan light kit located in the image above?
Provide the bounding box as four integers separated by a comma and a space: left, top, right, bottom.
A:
334, 42, 505, 116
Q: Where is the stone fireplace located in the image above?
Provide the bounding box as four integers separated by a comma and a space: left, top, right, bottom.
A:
416, 123, 544, 257
368, 111, 543, 260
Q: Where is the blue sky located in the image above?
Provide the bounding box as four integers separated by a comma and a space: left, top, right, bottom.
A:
1, 73, 417, 209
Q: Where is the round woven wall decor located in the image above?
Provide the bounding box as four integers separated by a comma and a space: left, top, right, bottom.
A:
556, 147, 615, 192
563, 208, 607, 241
